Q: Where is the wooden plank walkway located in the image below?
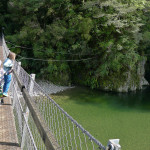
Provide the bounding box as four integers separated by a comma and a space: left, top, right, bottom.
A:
0, 37, 20, 150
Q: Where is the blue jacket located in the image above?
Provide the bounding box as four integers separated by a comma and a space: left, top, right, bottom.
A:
3, 58, 13, 74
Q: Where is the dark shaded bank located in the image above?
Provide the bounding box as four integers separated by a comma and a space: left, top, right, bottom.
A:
53, 85, 150, 110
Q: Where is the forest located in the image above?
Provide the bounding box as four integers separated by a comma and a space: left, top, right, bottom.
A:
1, 0, 150, 92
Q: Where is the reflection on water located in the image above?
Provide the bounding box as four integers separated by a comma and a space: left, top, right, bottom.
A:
109, 86, 150, 110
56, 85, 150, 111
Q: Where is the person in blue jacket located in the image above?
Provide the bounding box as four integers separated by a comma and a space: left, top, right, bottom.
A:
0, 60, 4, 99
3, 52, 16, 97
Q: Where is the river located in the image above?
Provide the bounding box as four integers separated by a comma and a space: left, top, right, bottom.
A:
51, 86, 150, 150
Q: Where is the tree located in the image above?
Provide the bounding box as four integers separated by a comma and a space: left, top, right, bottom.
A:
2, 0, 150, 91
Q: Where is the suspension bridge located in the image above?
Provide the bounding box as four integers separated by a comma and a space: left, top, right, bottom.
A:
0, 34, 120, 150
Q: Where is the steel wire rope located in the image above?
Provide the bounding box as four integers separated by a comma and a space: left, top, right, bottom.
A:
6, 39, 100, 62
6, 41, 97, 62
6, 40, 98, 56
16, 54, 96, 62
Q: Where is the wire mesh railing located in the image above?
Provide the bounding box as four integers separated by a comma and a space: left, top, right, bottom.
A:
10, 76, 39, 150
2, 35, 106, 150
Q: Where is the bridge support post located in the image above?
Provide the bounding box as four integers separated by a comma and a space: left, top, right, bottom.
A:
17, 62, 21, 75
106, 139, 121, 150
21, 107, 30, 149
21, 73, 35, 149
29, 74, 35, 96
12, 62, 21, 109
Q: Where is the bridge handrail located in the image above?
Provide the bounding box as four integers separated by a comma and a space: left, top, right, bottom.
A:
11, 74, 38, 149
13, 69, 61, 150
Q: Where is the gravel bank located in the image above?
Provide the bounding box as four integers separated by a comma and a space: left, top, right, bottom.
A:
36, 80, 75, 95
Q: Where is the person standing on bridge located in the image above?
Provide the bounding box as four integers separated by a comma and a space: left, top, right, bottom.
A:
0, 60, 4, 83
0, 60, 4, 100
3, 52, 16, 97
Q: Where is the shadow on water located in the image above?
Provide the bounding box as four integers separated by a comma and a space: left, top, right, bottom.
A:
52, 85, 150, 111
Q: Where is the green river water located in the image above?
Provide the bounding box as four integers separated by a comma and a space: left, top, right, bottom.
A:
51, 86, 150, 150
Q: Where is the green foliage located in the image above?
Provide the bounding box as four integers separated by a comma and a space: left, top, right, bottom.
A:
1, 0, 150, 90
78, 18, 93, 40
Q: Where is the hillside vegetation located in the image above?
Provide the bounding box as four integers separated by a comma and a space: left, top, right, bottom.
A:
1, 0, 150, 92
